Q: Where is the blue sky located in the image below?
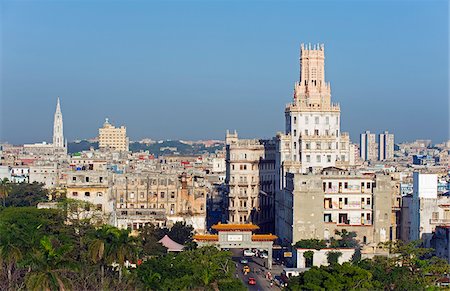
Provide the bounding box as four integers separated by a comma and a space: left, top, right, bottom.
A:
1, 0, 448, 144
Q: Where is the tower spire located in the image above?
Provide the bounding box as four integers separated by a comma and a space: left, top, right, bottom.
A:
53, 97, 64, 148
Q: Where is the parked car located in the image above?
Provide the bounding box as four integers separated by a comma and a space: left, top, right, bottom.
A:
243, 249, 256, 257
240, 258, 249, 264
248, 277, 256, 285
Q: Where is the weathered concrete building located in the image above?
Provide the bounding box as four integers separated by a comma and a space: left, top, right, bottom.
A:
275, 167, 394, 249
225, 131, 276, 232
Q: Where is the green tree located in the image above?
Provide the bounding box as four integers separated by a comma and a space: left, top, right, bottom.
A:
294, 239, 327, 250
327, 251, 342, 265
0, 178, 12, 207
303, 250, 314, 268
138, 224, 167, 257
4, 182, 49, 207
25, 236, 77, 291
329, 229, 358, 248
0, 224, 23, 289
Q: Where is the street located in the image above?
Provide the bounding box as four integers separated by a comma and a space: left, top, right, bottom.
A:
231, 249, 283, 291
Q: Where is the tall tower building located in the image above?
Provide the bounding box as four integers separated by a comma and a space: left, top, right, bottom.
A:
278, 43, 350, 177
360, 131, 377, 161
53, 97, 65, 149
379, 131, 394, 161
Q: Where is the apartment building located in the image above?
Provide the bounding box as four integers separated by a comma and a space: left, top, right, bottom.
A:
379, 131, 395, 161
98, 118, 129, 152
225, 130, 276, 232
360, 131, 377, 162
276, 167, 394, 248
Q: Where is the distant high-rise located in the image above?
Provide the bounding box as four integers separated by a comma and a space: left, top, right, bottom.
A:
98, 118, 129, 152
360, 131, 377, 161
53, 97, 65, 149
379, 131, 394, 161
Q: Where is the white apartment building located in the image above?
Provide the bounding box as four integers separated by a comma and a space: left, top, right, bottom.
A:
360, 130, 377, 161
379, 131, 395, 161
98, 118, 129, 152
403, 172, 449, 247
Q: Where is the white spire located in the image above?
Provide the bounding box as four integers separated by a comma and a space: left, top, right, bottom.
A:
53, 96, 64, 148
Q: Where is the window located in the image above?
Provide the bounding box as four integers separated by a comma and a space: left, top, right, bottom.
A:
315, 117, 319, 124
305, 116, 309, 124
100, 177, 103, 183
367, 182, 371, 189
316, 155, 321, 162
84, 192, 90, 197
432, 212, 439, 220
367, 198, 371, 205
367, 213, 371, 221
306, 155, 311, 162
160, 192, 165, 199
85, 177, 89, 182
96, 204, 102, 211
293, 116, 297, 124
72, 192, 78, 197
305, 129, 309, 136
130, 193, 135, 199
316, 143, 321, 150
140, 192, 145, 198
328, 142, 332, 150
324, 213, 332, 222
344, 198, 348, 205
344, 182, 348, 189
306, 142, 310, 150
314, 129, 319, 136
294, 142, 297, 149
73, 177, 76, 181
97, 192, 103, 197
326, 117, 329, 125
171, 192, 175, 199
294, 130, 297, 136
327, 155, 331, 163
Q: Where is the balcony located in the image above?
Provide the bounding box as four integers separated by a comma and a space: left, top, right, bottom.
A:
429, 219, 450, 225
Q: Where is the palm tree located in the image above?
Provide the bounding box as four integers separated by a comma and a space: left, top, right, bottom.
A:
25, 236, 76, 291
0, 178, 12, 207
104, 227, 139, 283
88, 230, 107, 287
0, 230, 23, 289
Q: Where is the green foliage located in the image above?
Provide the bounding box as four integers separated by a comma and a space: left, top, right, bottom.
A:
294, 239, 327, 250
327, 251, 342, 265
303, 250, 314, 268
329, 229, 358, 248
4, 182, 49, 207
287, 263, 378, 291
0, 207, 237, 290
217, 278, 247, 291
137, 246, 236, 290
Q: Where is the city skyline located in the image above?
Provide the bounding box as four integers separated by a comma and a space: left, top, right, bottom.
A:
1, 0, 449, 144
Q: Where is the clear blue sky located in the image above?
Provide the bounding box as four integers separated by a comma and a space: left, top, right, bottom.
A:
1, 0, 448, 144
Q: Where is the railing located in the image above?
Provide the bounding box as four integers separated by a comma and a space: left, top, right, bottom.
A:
429, 219, 450, 224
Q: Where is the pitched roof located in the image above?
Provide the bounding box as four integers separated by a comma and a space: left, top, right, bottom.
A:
158, 235, 185, 252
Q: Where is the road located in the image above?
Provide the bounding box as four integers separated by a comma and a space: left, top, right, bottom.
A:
231, 249, 282, 291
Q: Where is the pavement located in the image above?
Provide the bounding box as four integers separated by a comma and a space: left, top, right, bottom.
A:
231, 249, 284, 291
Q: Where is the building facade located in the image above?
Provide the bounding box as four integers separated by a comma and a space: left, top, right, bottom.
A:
278, 44, 351, 175
98, 118, 129, 152
379, 131, 395, 161
360, 131, 377, 162
225, 131, 276, 232
276, 167, 394, 248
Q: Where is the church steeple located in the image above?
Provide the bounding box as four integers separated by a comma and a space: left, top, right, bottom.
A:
53, 96, 64, 148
